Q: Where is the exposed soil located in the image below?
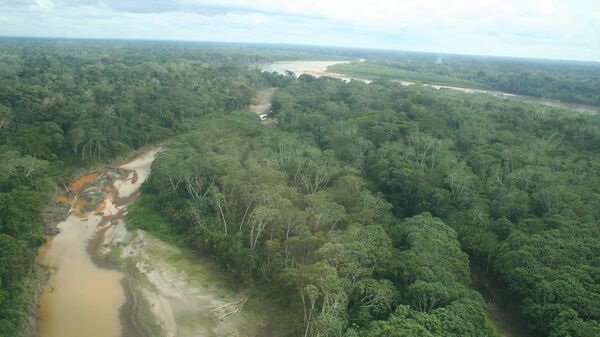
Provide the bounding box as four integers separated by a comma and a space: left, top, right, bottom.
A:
71, 173, 98, 193
261, 60, 370, 84
249, 87, 276, 119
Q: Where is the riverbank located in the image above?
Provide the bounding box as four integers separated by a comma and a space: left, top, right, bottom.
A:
26, 145, 159, 337
99, 224, 288, 337
35, 148, 161, 337
34, 145, 289, 337
262, 60, 600, 114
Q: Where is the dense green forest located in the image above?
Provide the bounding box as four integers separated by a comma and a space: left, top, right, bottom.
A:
0, 40, 259, 336
329, 55, 600, 106
139, 73, 600, 336
2, 39, 600, 337
271, 76, 600, 336
137, 113, 496, 337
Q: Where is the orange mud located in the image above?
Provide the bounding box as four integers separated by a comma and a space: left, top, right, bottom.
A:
57, 194, 68, 204
71, 198, 87, 209
95, 201, 106, 214
71, 173, 97, 193
70, 198, 88, 219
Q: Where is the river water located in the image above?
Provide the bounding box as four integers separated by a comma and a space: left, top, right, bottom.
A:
37, 214, 124, 337
37, 149, 159, 337
263, 61, 599, 114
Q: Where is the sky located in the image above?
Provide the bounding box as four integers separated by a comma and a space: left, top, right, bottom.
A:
1, 0, 599, 61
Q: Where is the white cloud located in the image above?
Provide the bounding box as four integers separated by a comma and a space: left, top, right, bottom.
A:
0, 0, 599, 61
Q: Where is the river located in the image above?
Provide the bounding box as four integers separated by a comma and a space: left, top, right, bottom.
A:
263, 60, 600, 114
36, 149, 159, 337
36, 148, 287, 337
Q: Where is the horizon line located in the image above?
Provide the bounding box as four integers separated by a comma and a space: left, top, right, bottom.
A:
1, 34, 599, 65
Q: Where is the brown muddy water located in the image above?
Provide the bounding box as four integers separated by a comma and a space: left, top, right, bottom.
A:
37, 214, 125, 337
36, 149, 160, 337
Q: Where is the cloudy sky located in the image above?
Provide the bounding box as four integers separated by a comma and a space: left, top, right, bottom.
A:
1, 0, 599, 61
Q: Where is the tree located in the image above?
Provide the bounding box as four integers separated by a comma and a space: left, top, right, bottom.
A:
319, 225, 392, 282
305, 191, 346, 233
363, 305, 441, 337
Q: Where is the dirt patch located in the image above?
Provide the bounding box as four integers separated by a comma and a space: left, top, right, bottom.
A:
71, 173, 98, 193
57, 194, 68, 204
249, 87, 275, 118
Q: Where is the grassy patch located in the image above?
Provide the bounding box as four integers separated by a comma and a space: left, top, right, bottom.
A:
110, 244, 123, 263
485, 313, 502, 337
328, 62, 484, 88
143, 234, 235, 298
127, 195, 180, 243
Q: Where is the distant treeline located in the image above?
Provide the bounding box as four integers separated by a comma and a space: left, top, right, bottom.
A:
329, 55, 600, 106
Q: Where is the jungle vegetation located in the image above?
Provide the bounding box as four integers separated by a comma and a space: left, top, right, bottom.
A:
329, 55, 600, 106
0, 39, 258, 336
139, 73, 600, 336
1, 39, 600, 337
268, 76, 600, 336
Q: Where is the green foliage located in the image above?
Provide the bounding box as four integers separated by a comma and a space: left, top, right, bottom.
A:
140, 114, 412, 336
330, 56, 600, 106
3, 39, 599, 337
127, 195, 178, 242
139, 86, 504, 335
271, 75, 600, 336
0, 40, 260, 336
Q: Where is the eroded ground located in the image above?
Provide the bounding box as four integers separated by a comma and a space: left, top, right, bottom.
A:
249, 87, 276, 121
